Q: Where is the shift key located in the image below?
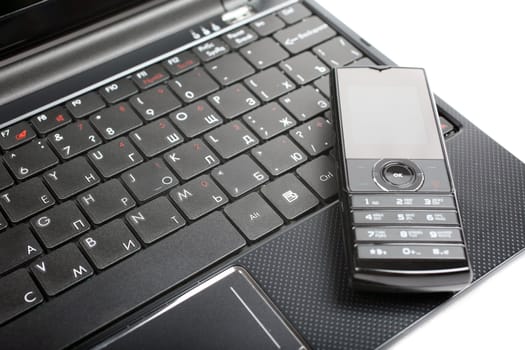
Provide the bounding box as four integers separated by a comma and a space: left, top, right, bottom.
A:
274, 16, 336, 54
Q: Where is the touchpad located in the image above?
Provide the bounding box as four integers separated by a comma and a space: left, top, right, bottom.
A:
96, 266, 309, 350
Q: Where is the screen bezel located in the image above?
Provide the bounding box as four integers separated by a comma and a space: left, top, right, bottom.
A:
335, 67, 444, 160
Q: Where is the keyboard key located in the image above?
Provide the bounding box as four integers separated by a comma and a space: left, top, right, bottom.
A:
170, 100, 223, 138
88, 137, 144, 178
440, 116, 455, 135
77, 179, 136, 225
222, 26, 258, 49
205, 53, 255, 86
49, 121, 102, 159
0, 270, 43, 325
296, 155, 337, 200
350, 57, 377, 66
0, 178, 55, 223
65, 92, 106, 119
130, 118, 183, 157
122, 159, 178, 202
290, 117, 334, 156
0, 162, 14, 191
277, 3, 312, 24
164, 139, 219, 180
251, 135, 307, 176
168, 67, 219, 103
243, 102, 297, 140
0, 212, 244, 348
44, 157, 100, 200
129, 85, 181, 121
0, 226, 42, 274
261, 173, 319, 220
4, 139, 58, 180
0, 121, 36, 150
211, 154, 268, 197
170, 175, 228, 220
250, 15, 285, 36
163, 51, 200, 76
126, 196, 185, 244
313, 75, 330, 96
274, 16, 336, 54
0, 212, 7, 231
208, 83, 260, 119
204, 120, 259, 159
280, 51, 329, 85
193, 38, 230, 62
31, 244, 93, 296
279, 85, 329, 121
245, 67, 296, 102
132, 64, 169, 90
31, 202, 90, 249
30, 106, 72, 134
90, 103, 143, 140
224, 192, 283, 241
80, 220, 140, 270
99, 78, 138, 104
240, 38, 289, 70
313, 36, 362, 68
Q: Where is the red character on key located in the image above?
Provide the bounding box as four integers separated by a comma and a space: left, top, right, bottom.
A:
15, 129, 27, 141
56, 114, 65, 122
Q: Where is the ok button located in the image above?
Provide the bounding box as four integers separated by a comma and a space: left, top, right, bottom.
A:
382, 163, 415, 186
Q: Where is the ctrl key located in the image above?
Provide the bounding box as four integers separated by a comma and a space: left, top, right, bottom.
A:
0, 270, 43, 325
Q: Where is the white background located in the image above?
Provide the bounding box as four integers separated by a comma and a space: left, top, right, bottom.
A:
316, 1, 525, 349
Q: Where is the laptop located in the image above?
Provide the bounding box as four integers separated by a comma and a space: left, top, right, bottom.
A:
1, 0, 524, 349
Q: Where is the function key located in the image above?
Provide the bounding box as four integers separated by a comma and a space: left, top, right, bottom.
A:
30, 106, 72, 134
313, 37, 362, 68
277, 3, 312, 24
222, 26, 258, 49
193, 38, 230, 62
132, 64, 169, 90
99, 78, 138, 104
0, 270, 43, 325
274, 16, 336, 54
0, 121, 36, 150
261, 173, 319, 220
250, 15, 285, 36
352, 210, 460, 226
351, 194, 456, 209
163, 51, 200, 76
66, 92, 106, 119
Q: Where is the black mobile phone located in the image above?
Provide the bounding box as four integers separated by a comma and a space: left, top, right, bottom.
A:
331, 66, 472, 292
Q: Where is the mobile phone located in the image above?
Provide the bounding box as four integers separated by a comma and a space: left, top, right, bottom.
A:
331, 66, 472, 292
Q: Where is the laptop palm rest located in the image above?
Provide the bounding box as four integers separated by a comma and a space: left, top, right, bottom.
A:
94, 266, 308, 350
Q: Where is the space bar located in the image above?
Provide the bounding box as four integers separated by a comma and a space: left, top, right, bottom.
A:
0, 212, 246, 349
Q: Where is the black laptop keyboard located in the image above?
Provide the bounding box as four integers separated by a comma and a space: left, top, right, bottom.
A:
0, 3, 456, 326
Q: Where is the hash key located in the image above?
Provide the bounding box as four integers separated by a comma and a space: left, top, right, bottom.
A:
49, 120, 102, 159
129, 85, 181, 121
208, 83, 260, 119
251, 135, 307, 176
88, 137, 144, 178
0, 178, 55, 223
122, 159, 179, 202
126, 197, 186, 244
261, 173, 319, 220
170, 175, 228, 220
31, 106, 72, 134
90, 103, 143, 140
78, 179, 136, 225
65, 92, 105, 119
80, 219, 140, 270
0, 121, 36, 150
31, 243, 93, 296
224, 193, 283, 241
4, 139, 58, 180
168, 67, 219, 103
279, 85, 329, 121
44, 157, 100, 200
